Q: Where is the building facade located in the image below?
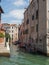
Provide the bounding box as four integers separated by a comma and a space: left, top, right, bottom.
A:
2, 23, 18, 43
18, 21, 25, 43
2, 23, 10, 33
9, 24, 18, 43
19, 0, 49, 56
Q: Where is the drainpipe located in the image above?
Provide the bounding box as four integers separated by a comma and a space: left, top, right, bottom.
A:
37, 0, 39, 52
0, 13, 1, 24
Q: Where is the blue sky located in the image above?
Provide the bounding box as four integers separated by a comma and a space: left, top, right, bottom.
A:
1, 0, 29, 24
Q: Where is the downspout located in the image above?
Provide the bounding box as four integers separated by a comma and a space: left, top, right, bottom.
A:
37, 0, 39, 52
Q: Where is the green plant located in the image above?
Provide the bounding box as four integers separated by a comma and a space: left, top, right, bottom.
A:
0, 33, 5, 38
5, 33, 11, 42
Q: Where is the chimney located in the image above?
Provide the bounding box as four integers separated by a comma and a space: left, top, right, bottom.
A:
29, 0, 32, 3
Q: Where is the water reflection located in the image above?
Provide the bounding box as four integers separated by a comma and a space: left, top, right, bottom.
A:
0, 45, 49, 65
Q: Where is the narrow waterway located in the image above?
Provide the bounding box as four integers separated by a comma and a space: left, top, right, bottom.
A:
0, 45, 49, 65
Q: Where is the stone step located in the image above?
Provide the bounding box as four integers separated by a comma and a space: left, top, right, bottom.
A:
0, 42, 10, 57
0, 48, 10, 53
0, 49, 10, 52
0, 48, 6, 49
0, 45, 5, 47
0, 45, 6, 48
0, 46, 9, 51
0, 44, 5, 46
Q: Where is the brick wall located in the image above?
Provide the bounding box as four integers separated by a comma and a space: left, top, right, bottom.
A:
0, 30, 5, 44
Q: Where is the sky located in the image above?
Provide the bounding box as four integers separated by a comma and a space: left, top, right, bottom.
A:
1, 0, 29, 24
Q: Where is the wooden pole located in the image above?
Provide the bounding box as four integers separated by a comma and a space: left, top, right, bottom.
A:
0, 13, 1, 24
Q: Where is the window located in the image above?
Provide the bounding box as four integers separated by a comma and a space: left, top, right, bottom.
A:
31, 26, 34, 32
12, 38, 13, 40
12, 30, 13, 33
48, 29, 49, 33
36, 10, 38, 19
36, 24, 38, 32
26, 29, 28, 34
16, 33, 17, 35
36, 38, 38, 43
32, 2, 35, 7
32, 15, 34, 20
47, 38, 49, 46
26, 19, 29, 24
12, 34, 13, 40
25, 29, 28, 34
19, 28, 20, 31
47, 21, 49, 33
39, 39, 42, 43
12, 34, 13, 37
21, 32, 22, 35
12, 27, 13, 29
37, 0, 39, 3
43, 0, 45, 1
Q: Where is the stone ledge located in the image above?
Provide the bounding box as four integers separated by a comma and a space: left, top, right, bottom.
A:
47, 53, 49, 56
0, 53, 10, 57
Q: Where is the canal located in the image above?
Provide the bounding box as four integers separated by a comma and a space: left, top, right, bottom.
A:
0, 45, 49, 65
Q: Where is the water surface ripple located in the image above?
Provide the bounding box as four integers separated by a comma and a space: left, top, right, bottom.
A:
0, 45, 49, 65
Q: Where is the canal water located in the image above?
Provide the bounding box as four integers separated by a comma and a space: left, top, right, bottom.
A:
0, 45, 49, 65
